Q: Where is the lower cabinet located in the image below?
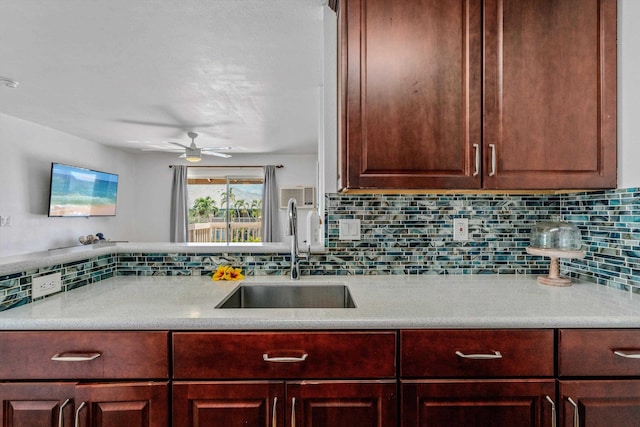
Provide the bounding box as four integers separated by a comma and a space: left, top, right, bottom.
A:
0, 382, 74, 427
400, 329, 556, 427
560, 380, 640, 426
173, 380, 397, 427
8, 328, 640, 426
172, 331, 398, 427
402, 379, 556, 427
0, 331, 170, 427
0, 381, 168, 427
558, 329, 640, 427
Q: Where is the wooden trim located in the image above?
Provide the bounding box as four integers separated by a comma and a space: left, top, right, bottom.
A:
339, 188, 596, 195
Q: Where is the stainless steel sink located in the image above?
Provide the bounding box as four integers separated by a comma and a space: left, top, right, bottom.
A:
215, 284, 356, 309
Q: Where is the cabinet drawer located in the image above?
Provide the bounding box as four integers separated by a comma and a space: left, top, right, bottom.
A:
401, 329, 554, 378
559, 329, 640, 377
173, 331, 396, 379
0, 331, 169, 380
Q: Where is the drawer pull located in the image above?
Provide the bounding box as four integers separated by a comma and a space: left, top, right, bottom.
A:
263, 353, 308, 363
58, 398, 70, 427
614, 350, 640, 359
455, 350, 502, 360
545, 395, 556, 427
568, 397, 579, 427
489, 144, 497, 176
291, 397, 296, 427
473, 143, 480, 177
74, 401, 87, 427
52, 352, 102, 362
272, 397, 277, 427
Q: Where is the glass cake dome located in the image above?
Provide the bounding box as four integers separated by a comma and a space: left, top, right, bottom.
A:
529, 221, 583, 251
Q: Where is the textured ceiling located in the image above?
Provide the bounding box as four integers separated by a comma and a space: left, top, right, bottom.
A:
0, 0, 328, 156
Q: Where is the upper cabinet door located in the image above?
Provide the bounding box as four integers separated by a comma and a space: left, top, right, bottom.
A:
483, 0, 617, 189
340, 0, 483, 189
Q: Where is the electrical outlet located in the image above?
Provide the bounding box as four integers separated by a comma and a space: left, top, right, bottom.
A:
453, 218, 469, 241
339, 219, 361, 240
0, 216, 10, 227
32, 272, 62, 298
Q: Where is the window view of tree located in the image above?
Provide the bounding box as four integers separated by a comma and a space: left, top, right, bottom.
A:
187, 171, 264, 243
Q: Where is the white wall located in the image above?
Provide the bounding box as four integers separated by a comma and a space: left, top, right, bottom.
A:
322, 6, 338, 194
132, 152, 319, 243
618, 0, 640, 188
0, 112, 319, 258
0, 113, 137, 257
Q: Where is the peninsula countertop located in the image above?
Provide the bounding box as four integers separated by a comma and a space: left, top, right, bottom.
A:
1, 275, 639, 330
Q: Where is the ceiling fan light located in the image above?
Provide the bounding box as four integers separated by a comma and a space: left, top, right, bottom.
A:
185, 146, 202, 162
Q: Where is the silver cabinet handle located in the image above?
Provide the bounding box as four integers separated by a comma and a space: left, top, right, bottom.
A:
291, 397, 296, 427
455, 350, 502, 360
51, 352, 101, 362
74, 401, 86, 427
272, 397, 277, 427
263, 353, 308, 363
568, 397, 579, 427
545, 395, 556, 427
489, 144, 496, 176
473, 143, 480, 177
58, 398, 70, 427
614, 350, 640, 359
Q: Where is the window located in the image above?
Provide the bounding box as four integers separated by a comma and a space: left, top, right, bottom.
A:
187, 167, 264, 243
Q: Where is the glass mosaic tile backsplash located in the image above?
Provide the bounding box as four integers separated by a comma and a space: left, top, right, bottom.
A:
1, 188, 638, 311
562, 188, 640, 291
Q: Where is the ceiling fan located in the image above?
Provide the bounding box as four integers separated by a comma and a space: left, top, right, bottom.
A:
168, 132, 232, 162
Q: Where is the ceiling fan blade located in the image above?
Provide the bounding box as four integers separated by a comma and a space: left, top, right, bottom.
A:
201, 146, 233, 152
202, 152, 232, 158
168, 141, 190, 149
140, 148, 181, 152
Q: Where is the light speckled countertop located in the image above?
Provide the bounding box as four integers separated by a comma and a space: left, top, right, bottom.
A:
1, 275, 639, 330
0, 242, 295, 276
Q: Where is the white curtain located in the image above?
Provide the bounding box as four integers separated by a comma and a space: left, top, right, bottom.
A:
170, 165, 188, 242
261, 165, 279, 242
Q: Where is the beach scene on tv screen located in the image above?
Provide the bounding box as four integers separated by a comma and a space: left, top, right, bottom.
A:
49, 164, 118, 216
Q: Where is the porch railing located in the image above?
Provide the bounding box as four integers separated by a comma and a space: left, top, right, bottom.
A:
188, 221, 262, 243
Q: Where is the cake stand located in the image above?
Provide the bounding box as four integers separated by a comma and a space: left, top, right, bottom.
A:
526, 247, 586, 287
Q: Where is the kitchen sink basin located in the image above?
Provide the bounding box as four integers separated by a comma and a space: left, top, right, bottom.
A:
215, 284, 356, 309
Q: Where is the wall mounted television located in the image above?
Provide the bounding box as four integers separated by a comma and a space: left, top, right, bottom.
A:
48, 163, 119, 217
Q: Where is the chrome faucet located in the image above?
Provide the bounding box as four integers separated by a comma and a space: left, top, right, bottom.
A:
287, 198, 308, 279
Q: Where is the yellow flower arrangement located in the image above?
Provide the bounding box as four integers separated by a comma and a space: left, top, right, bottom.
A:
212, 265, 245, 281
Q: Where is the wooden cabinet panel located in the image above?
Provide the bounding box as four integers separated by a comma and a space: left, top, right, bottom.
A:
288, 381, 397, 427
402, 379, 556, 427
0, 332, 169, 380
482, 0, 616, 189
560, 380, 640, 427
74, 382, 168, 427
339, 0, 616, 190
401, 329, 554, 378
0, 383, 75, 427
173, 381, 283, 427
340, 0, 482, 189
173, 331, 396, 379
559, 329, 640, 377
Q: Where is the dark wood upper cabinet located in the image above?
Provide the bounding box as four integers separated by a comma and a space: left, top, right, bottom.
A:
483, 0, 617, 189
339, 0, 617, 190
340, 0, 482, 189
